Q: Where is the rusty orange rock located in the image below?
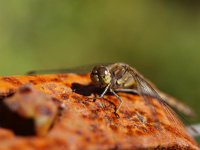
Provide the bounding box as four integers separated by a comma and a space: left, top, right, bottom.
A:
0, 84, 59, 136
0, 73, 199, 150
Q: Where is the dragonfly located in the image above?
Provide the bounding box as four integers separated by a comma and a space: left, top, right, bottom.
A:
89, 62, 198, 134
27, 62, 195, 118
27, 62, 198, 128
90, 63, 195, 116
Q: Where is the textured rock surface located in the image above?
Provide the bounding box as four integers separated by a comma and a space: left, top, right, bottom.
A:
0, 73, 199, 150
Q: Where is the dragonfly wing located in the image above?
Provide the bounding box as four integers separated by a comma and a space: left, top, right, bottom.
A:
126, 67, 187, 131
159, 91, 196, 117
114, 74, 196, 118
26, 64, 100, 75
26, 63, 116, 75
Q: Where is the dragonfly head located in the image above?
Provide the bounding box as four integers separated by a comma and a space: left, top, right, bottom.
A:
90, 65, 111, 87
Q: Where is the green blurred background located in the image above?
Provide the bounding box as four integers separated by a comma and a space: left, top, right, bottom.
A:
0, 0, 200, 140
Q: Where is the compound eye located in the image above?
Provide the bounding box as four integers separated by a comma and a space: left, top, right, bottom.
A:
98, 67, 108, 76
94, 75, 99, 81
90, 65, 111, 88
93, 70, 98, 74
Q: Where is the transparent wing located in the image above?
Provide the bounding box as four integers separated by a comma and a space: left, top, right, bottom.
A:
26, 63, 115, 75
26, 66, 91, 75
158, 91, 196, 118
126, 66, 187, 131
115, 84, 196, 118
26, 64, 100, 75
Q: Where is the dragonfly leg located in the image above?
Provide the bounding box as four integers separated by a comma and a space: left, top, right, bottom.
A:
86, 83, 111, 102
100, 83, 111, 98
110, 89, 123, 114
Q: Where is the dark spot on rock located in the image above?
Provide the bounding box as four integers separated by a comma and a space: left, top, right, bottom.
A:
88, 110, 99, 120
71, 95, 80, 100
126, 126, 134, 136
51, 97, 61, 105
60, 93, 69, 99
146, 117, 153, 123
19, 85, 32, 94
51, 78, 61, 82
90, 124, 98, 132
71, 94, 84, 103
65, 83, 71, 87
121, 110, 136, 119
140, 126, 148, 133
37, 77, 47, 83
135, 130, 143, 135
110, 144, 119, 150
81, 100, 90, 106
2, 77, 22, 86
110, 124, 118, 131
29, 80, 37, 85
85, 136, 91, 142
126, 125, 133, 130
75, 130, 83, 135
82, 114, 88, 119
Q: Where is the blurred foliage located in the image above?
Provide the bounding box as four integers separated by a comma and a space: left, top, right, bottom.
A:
0, 0, 200, 140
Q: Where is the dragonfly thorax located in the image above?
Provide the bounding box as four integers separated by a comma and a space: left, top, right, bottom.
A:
90, 65, 112, 88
